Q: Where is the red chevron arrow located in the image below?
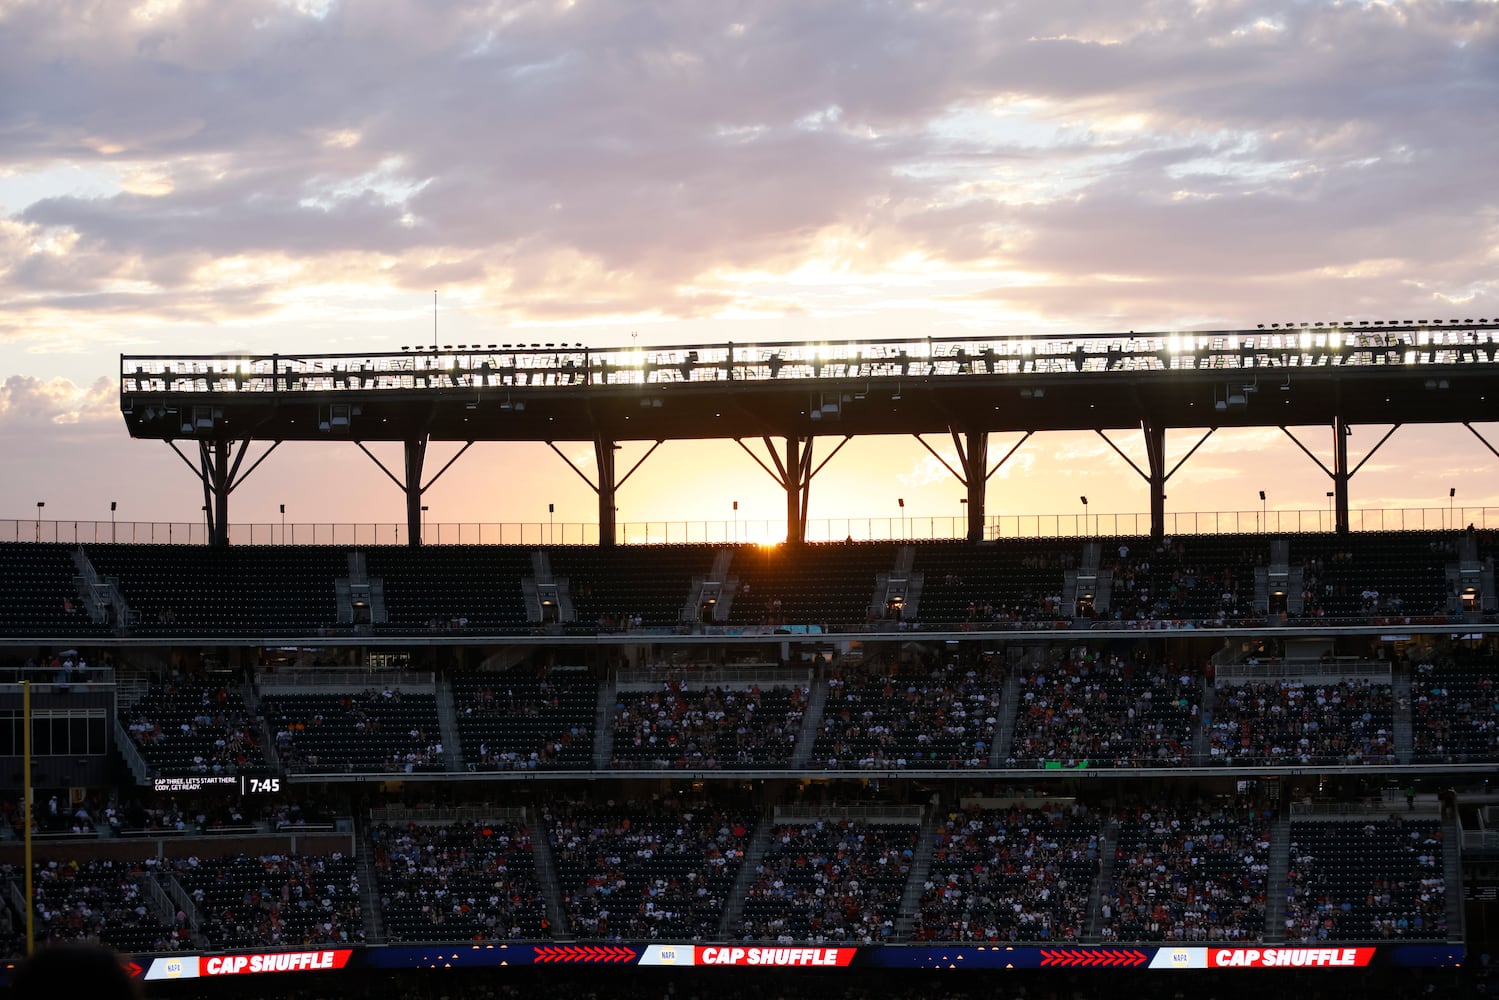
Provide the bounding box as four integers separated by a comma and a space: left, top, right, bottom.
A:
534, 944, 636, 964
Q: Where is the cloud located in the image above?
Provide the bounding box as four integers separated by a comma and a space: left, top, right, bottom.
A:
1, 0, 1494, 340
0, 373, 117, 427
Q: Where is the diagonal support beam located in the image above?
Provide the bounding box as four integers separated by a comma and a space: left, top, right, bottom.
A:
806, 435, 851, 481
547, 441, 600, 493
167, 437, 272, 546
1283, 421, 1399, 534
226, 441, 282, 494
914, 434, 967, 485
985, 431, 1033, 482
1349, 424, 1400, 477
615, 440, 662, 490
1165, 428, 1216, 481
357, 441, 410, 492
421, 441, 475, 493
1280, 426, 1333, 478
1096, 429, 1150, 482
1464, 421, 1499, 460
736, 437, 790, 488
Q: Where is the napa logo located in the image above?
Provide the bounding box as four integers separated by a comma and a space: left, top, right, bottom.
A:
1169, 950, 1191, 967
638, 944, 694, 966
164, 960, 185, 978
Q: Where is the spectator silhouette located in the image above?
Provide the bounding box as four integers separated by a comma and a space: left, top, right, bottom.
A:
10, 942, 142, 1000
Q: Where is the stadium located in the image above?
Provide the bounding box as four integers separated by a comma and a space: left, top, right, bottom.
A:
2, 322, 1497, 999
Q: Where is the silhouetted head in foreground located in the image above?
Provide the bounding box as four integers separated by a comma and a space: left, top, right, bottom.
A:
9, 942, 142, 999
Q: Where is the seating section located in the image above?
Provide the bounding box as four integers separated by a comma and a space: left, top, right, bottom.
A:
121, 676, 268, 776
737, 818, 918, 943
30, 859, 186, 953
453, 667, 597, 770
85, 544, 347, 632
261, 689, 444, 773
371, 820, 546, 942
910, 540, 1072, 625
169, 853, 364, 947
1208, 678, 1395, 765
0, 531, 1481, 637
547, 801, 752, 941
1102, 803, 1270, 942
725, 543, 898, 627
1105, 535, 1259, 625
813, 653, 1005, 768
1284, 819, 1447, 941
1411, 658, 1499, 762
550, 545, 711, 629
914, 805, 1100, 942
1290, 533, 1449, 620
364, 545, 536, 632
1008, 649, 1199, 766
0, 543, 101, 636
612, 679, 808, 768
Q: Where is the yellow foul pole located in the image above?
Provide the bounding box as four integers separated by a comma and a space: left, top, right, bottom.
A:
22, 679, 33, 956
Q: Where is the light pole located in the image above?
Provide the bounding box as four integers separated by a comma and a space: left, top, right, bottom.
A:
959, 497, 968, 539
1450, 487, 1456, 530
279, 504, 286, 544
34, 501, 44, 542
1080, 496, 1088, 537
733, 500, 739, 544
110, 501, 117, 543
548, 502, 555, 545
897, 498, 905, 540
1259, 490, 1266, 533
421, 504, 430, 544
1326, 491, 1334, 530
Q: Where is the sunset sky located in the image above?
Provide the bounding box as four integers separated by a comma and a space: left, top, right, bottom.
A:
2, 0, 1498, 542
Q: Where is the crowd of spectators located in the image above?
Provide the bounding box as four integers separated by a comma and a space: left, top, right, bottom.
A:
371, 820, 546, 942
24, 858, 187, 953
611, 679, 809, 768
813, 652, 1005, 768
738, 818, 917, 943
262, 688, 445, 773
121, 676, 267, 775
1007, 647, 1200, 767
913, 803, 1100, 942
1283, 818, 1447, 942
1208, 678, 1396, 765
1410, 656, 1499, 762
167, 852, 364, 948
547, 799, 752, 942
454, 668, 597, 770
1102, 802, 1271, 942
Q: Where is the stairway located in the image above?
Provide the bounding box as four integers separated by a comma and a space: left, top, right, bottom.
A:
592, 673, 617, 768
1443, 810, 1464, 942
1193, 673, 1216, 763
1392, 662, 1414, 764
1262, 815, 1292, 943
243, 680, 283, 774
529, 806, 570, 939
1082, 819, 1119, 943
893, 803, 938, 940
989, 667, 1021, 768
792, 675, 829, 767
718, 810, 776, 939
434, 673, 464, 772
352, 813, 387, 945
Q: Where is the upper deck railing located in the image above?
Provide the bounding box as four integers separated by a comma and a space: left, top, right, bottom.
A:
120, 320, 1499, 397
6, 505, 1496, 547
